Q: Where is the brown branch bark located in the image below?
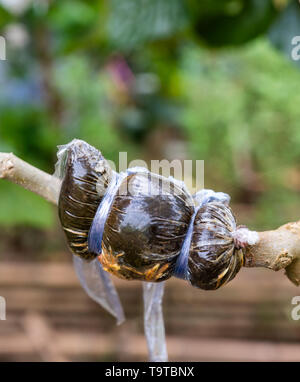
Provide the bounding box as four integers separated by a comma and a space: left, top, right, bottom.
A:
0, 153, 61, 205
244, 222, 300, 286
0, 151, 299, 286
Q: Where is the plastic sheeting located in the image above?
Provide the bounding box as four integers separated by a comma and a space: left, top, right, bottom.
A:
143, 282, 168, 362
73, 255, 125, 325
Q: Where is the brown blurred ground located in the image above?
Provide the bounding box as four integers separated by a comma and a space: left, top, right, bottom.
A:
0, 257, 299, 362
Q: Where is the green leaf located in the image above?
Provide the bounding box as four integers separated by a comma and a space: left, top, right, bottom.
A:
0, 5, 14, 30
192, 0, 278, 46
107, 0, 187, 50
48, 0, 97, 32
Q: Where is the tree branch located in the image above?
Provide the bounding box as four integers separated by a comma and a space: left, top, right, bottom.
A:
244, 222, 300, 286
0, 153, 61, 205
0, 151, 299, 286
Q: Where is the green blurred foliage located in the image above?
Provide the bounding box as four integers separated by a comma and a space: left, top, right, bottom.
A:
179, 39, 300, 179
0, 0, 300, 230
107, 0, 187, 50
178, 39, 300, 228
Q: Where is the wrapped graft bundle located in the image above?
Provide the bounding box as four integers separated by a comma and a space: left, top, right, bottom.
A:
58, 139, 257, 290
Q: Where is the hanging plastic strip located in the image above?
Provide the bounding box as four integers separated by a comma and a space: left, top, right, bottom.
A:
73, 255, 125, 325
143, 282, 168, 362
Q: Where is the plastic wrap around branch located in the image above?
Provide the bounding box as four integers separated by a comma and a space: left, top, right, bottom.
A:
55, 139, 255, 362
88, 166, 191, 256
174, 189, 231, 280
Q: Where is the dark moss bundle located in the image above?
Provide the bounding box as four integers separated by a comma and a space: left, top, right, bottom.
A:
100, 171, 194, 281
188, 202, 244, 290
58, 140, 246, 289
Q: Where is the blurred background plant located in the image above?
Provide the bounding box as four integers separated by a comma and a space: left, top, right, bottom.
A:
1, 0, 300, 232
1, 0, 300, 362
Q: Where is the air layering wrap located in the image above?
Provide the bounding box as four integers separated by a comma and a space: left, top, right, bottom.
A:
57, 139, 254, 290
